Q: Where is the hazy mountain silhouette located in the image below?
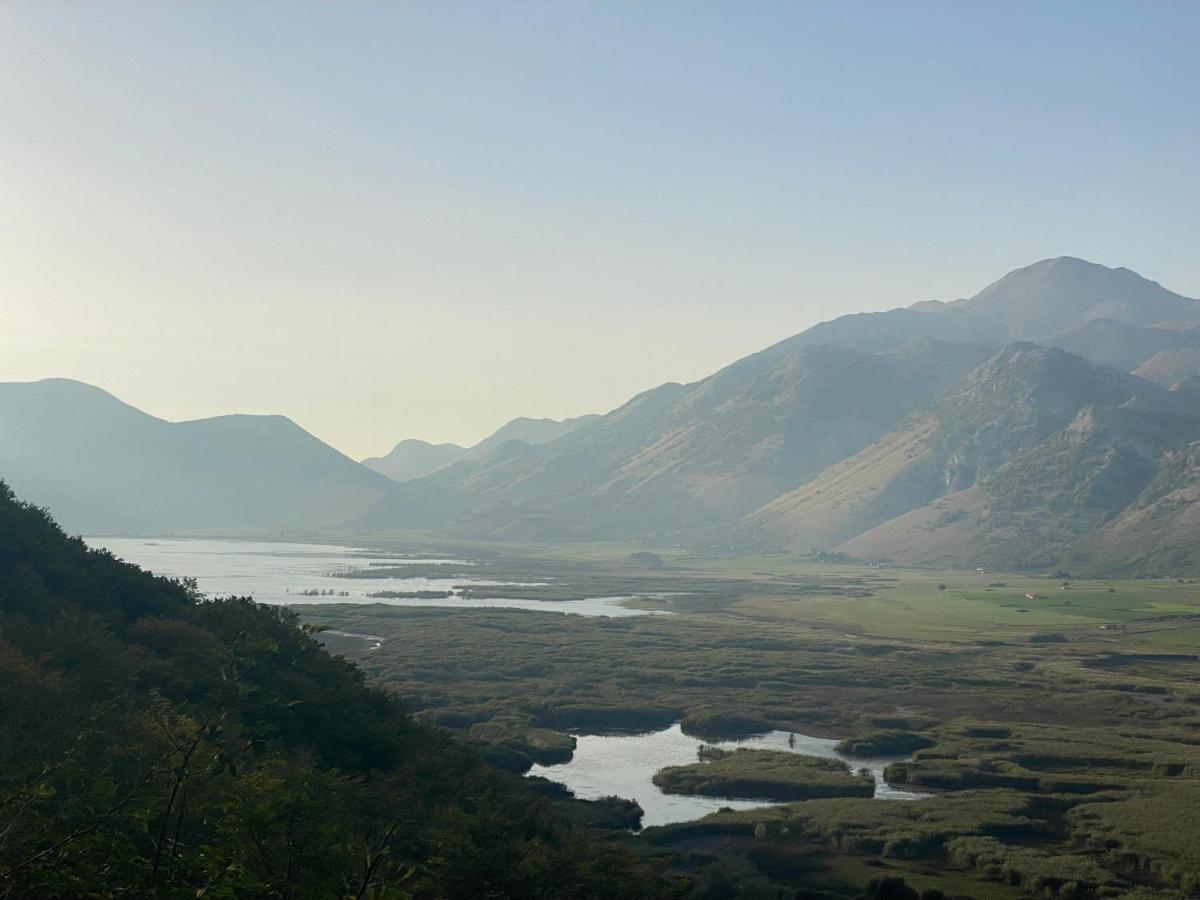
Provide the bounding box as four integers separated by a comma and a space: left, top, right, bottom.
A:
362, 415, 600, 483
466, 414, 602, 456
370, 258, 1200, 572
780, 257, 1200, 355
10, 257, 1200, 572
377, 340, 993, 536
0, 379, 396, 533
362, 439, 467, 482
926, 256, 1200, 338
1048, 318, 1200, 373
1132, 348, 1200, 388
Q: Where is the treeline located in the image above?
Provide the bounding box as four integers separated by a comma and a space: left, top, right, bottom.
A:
0, 482, 671, 898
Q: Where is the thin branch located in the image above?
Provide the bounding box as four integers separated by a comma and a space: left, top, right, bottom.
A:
0, 767, 159, 881
151, 734, 202, 878
355, 817, 402, 900
195, 860, 237, 898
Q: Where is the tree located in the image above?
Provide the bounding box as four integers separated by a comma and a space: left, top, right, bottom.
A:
0, 481, 674, 898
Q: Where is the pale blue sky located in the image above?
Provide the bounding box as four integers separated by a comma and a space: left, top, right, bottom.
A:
2, 1, 1197, 457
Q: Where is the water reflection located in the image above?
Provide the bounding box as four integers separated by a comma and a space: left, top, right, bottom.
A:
87, 537, 667, 617
528, 723, 929, 828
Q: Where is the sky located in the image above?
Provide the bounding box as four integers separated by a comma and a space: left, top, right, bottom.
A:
1, 1, 1198, 459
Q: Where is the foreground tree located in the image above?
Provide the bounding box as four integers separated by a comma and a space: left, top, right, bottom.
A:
0, 482, 673, 898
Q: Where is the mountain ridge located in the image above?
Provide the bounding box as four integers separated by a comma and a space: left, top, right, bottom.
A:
362, 414, 601, 483
9, 257, 1200, 573
0, 378, 398, 534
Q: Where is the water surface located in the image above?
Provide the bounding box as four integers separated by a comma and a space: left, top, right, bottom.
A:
87, 537, 664, 617
528, 723, 929, 828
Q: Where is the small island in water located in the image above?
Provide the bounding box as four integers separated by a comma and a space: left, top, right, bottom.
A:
653, 746, 876, 802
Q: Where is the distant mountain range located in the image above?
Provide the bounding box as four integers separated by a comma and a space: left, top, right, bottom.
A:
361, 440, 467, 483
6, 256, 1200, 573
0, 379, 396, 534
362, 414, 599, 482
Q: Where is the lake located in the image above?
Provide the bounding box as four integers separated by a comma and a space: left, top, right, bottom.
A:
89, 537, 922, 827
527, 723, 930, 828
86, 537, 666, 618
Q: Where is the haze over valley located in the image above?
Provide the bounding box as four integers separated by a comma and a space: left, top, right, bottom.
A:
8, 256, 1200, 576
4, 3, 1200, 898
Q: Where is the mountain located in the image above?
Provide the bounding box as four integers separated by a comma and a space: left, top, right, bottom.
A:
1133, 348, 1200, 388
1083, 439, 1200, 574
378, 339, 993, 537
466, 414, 601, 457
0, 379, 397, 533
1048, 318, 1200, 374
744, 345, 1200, 570
13, 257, 1200, 572
362, 415, 600, 483
0, 481, 667, 897
362, 438, 466, 482
919, 256, 1200, 339
759, 306, 992, 355
373, 257, 1200, 550
774, 257, 1200, 358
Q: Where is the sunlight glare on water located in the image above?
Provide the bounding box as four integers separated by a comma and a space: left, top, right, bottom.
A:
86, 537, 665, 617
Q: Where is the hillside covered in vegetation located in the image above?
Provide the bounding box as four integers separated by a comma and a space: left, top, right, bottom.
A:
0, 482, 671, 898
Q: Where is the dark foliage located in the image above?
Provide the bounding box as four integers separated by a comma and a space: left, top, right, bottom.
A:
857, 877, 948, 900
0, 482, 672, 898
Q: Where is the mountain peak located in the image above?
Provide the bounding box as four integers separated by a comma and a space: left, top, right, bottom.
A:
940, 343, 1157, 433
937, 257, 1200, 339
971, 256, 1160, 301
0, 379, 394, 532
468, 413, 599, 456
1026, 254, 1107, 269
970, 341, 1115, 378
362, 438, 467, 482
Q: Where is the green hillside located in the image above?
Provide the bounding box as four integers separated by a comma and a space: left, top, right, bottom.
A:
0, 482, 670, 898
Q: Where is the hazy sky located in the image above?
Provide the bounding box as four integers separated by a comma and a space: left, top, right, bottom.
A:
2, 2, 1198, 458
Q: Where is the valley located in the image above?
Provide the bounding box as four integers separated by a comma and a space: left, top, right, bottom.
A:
7, 258, 1200, 897
98, 533, 1200, 898
8, 8, 1198, 896
10, 258, 1200, 578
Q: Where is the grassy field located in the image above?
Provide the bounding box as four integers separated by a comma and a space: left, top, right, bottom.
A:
298, 542, 1200, 898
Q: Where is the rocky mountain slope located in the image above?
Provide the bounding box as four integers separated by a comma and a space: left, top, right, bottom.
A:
1048, 318, 1200, 377
375, 339, 993, 538
371, 257, 1200, 570
744, 345, 1200, 571
7, 257, 1199, 571
1082, 438, 1200, 575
